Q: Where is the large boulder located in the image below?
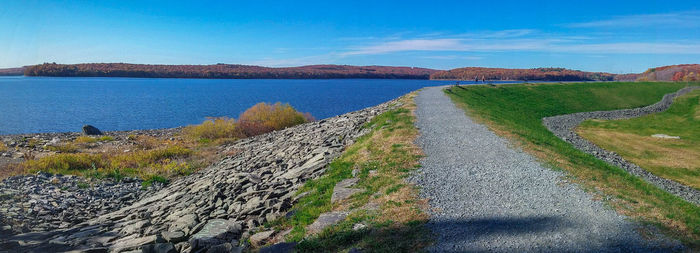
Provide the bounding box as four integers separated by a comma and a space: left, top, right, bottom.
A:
82, 125, 103, 135
189, 219, 242, 250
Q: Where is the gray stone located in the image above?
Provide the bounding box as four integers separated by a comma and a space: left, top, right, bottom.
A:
249, 230, 275, 247
121, 220, 150, 235
161, 230, 186, 243
349, 248, 363, 253
352, 223, 367, 231
189, 219, 241, 250
259, 242, 297, 253
331, 178, 363, 203
306, 211, 349, 234
207, 243, 239, 253
169, 214, 198, 235
141, 243, 176, 253
109, 235, 157, 252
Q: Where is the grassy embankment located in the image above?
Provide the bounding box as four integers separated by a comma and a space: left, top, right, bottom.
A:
265, 92, 430, 252
4, 102, 312, 187
445, 82, 700, 246
578, 89, 700, 190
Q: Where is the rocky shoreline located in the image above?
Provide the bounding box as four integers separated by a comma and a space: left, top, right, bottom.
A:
0, 128, 181, 166
0, 99, 396, 252
542, 85, 700, 205
0, 172, 164, 236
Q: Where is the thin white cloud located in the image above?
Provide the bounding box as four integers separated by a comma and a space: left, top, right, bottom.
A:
342, 38, 553, 55
342, 31, 700, 56
454, 29, 536, 39
248, 53, 338, 67
421, 55, 483, 60
549, 42, 700, 54
567, 11, 700, 28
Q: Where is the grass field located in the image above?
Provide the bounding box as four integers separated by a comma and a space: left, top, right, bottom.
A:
445, 82, 700, 246
578, 89, 700, 190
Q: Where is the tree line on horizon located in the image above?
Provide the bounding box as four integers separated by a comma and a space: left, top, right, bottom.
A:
636, 64, 700, 82
17, 62, 700, 82
429, 67, 622, 81
23, 63, 437, 79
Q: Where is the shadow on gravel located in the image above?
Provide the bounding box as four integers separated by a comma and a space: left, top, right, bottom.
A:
427, 216, 677, 252
428, 216, 567, 241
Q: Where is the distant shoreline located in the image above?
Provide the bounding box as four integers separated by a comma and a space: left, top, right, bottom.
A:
22, 63, 437, 80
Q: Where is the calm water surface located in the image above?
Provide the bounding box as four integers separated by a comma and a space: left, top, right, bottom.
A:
0, 77, 464, 134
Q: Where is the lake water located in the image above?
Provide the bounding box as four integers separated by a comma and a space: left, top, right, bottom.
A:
0, 77, 468, 134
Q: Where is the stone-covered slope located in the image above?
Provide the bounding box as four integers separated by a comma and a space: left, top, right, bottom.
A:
0, 100, 395, 252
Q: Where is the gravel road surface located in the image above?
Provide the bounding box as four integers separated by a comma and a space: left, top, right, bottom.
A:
412, 86, 681, 252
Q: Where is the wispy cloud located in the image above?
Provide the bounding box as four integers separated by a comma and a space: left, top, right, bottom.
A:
342, 38, 554, 55
567, 11, 700, 28
549, 42, 700, 54
248, 53, 339, 67
453, 29, 536, 39
341, 29, 700, 56
421, 55, 483, 60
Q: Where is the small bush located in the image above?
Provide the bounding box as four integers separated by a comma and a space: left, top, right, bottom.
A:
182, 117, 242, 141
97, 136, 115, 142
238, 102, 314, 136
0, 142, 7, 152
74, 136, 97, 144
131, 135, 163, 149
45, 143, 79, 153
182, 102, 314, 141
142, 175, 169, 188
22, 153, 106, 174
27, 139, 39, 148
110, 145, 192, 169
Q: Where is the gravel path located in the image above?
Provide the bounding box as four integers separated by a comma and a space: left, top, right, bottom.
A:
543, 86, 700, 205
412, 86, 681, 252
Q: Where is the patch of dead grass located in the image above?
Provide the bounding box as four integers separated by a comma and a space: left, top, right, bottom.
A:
578, 127, 700, 189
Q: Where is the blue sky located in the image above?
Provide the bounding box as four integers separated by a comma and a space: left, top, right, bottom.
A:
1, 0, 699, 73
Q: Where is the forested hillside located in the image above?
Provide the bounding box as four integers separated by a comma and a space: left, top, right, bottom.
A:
430, 67, 616, 81
23, 63, 437, 79
636, 64, 700, 81
0, 67, 24, 76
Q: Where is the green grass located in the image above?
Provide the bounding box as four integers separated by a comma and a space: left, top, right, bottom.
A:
580, 89, 700, 141
446, 81, 700, 246
578, 89, 700, 189
268, 93, 430, 252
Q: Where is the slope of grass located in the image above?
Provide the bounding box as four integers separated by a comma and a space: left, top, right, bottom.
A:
268, 93, 431, 252
578, 89, 700, 189
445, 82, 700, 246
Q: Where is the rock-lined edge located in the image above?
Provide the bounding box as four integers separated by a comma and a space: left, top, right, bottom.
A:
0, 96, 400, 252
542, 85, 700, 205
